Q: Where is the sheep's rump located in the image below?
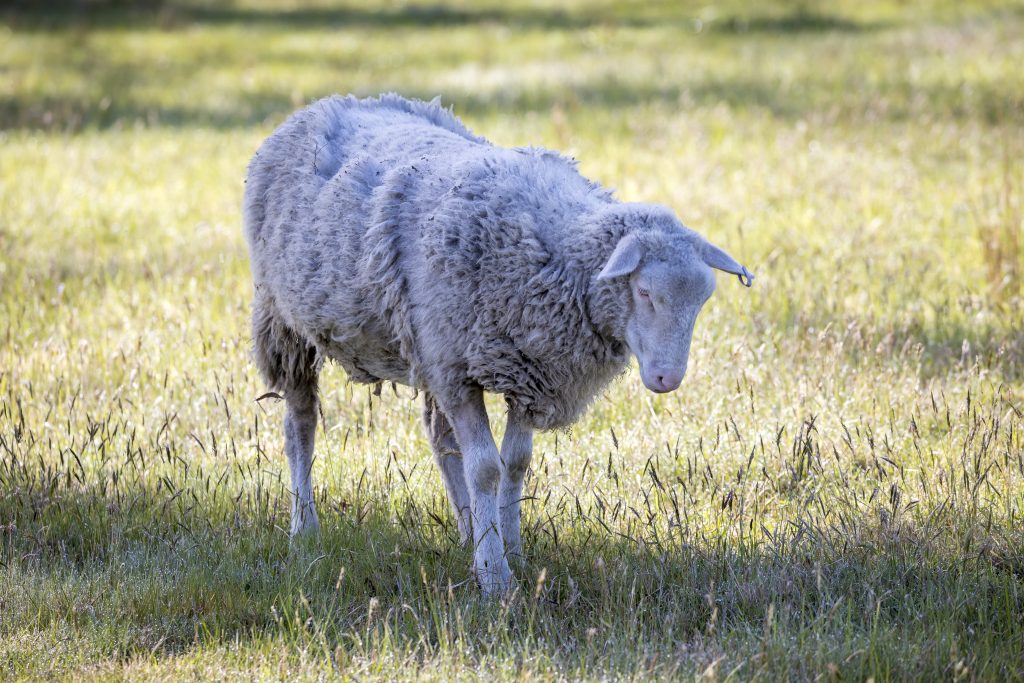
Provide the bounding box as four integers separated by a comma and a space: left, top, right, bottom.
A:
243, 94, 625, 428
244, 95, 486, 384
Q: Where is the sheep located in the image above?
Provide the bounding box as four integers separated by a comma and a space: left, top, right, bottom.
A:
242, 93, 754, 594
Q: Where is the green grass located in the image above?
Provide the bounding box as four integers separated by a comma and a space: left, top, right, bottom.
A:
2, 0, 1024, 679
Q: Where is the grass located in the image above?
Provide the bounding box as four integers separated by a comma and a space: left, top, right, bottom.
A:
2, 0, 1024, 679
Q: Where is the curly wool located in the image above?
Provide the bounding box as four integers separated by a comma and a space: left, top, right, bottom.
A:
244, 93, 664, 430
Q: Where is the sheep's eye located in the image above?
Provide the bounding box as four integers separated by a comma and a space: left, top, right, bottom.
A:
637, 287, 650, 298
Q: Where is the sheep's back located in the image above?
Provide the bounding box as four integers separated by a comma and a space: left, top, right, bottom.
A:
242, 95, 489, 383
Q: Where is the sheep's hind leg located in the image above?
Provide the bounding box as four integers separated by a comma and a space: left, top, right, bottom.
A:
285, 382, 320, 537
422, 393, 472, 546
449, 390, 512, 595
499, 415, 533, 564
251, 296, 321, 538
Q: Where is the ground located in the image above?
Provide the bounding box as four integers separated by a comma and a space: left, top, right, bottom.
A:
1, 0, 1023, 679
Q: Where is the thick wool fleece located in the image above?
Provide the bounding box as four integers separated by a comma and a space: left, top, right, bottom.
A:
244, 93, 676, 430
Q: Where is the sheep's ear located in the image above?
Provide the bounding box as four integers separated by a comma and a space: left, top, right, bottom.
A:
597, 234, 642, 281
702, 241, 755, 287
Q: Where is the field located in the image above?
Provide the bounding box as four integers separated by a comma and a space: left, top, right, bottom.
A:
2, 0, 1024, 679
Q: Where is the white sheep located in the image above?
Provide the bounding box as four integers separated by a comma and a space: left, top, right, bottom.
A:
243, 94, 753, 594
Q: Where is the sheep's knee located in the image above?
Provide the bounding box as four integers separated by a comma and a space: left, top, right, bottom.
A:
503, 447, 531, 480
447, 395, 502, 494
501, 420, 533, 481
466, 455, 501, 494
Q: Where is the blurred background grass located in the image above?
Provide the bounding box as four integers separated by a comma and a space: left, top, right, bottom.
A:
2, 0, 1024, 679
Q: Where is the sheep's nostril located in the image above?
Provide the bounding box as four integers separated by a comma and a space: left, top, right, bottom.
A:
643, 368, 684, 393
659, 371, 683, 392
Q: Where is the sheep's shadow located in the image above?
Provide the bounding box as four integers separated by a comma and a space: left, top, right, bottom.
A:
2, 459, 1021, 675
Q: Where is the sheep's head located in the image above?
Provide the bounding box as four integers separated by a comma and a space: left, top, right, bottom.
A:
597, 210, 753, 393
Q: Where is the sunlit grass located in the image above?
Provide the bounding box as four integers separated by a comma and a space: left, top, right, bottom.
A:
1, 0, 1023, 679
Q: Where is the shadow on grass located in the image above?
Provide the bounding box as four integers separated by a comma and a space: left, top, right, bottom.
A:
2, 0, 887, 34
896, 319, 1024, 381
756, 284, 1024, 382
5, 73, 1023, 133
7, 1, 1024, 134
2, 448, 1023, 679
0, 92, 298, 132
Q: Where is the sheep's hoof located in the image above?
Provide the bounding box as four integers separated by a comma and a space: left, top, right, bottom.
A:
475, 560, 514, 597
289, 506, 321, 541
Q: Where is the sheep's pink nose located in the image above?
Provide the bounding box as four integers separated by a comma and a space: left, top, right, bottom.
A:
645, 369, 684, 393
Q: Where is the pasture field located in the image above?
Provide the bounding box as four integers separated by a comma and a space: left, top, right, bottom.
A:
2, 0, 1024, 679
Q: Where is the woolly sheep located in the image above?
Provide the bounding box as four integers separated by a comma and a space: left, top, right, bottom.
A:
243, 94, 754, 594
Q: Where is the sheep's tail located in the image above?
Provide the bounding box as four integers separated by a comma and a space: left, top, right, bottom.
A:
251, 294, 321, 395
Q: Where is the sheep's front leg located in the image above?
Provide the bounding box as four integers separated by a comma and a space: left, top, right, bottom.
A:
284, 387, 320, 537
499, 415, 533, 563
449, 392, 512, 595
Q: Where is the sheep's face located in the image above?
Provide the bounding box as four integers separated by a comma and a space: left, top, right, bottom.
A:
597, 223, 753, 394
624, 255, 715, 392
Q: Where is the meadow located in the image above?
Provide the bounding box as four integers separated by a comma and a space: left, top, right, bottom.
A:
2, 0, 1024, 679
